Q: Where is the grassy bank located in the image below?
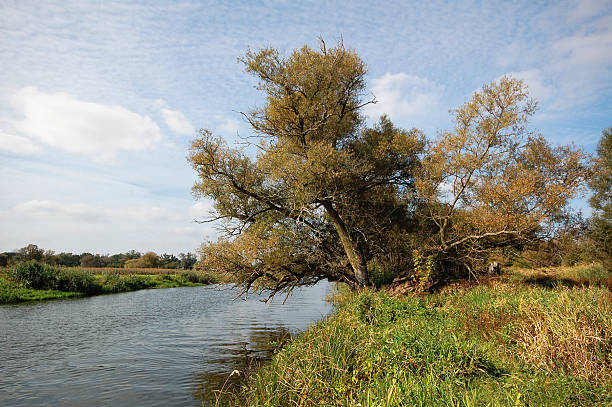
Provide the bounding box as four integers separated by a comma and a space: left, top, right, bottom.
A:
0, 262, 219, 304
223, 265, 611, 406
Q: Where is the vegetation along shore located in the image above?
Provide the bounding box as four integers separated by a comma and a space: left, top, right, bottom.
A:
216, 264, 611, 406
0, 261, 218, 304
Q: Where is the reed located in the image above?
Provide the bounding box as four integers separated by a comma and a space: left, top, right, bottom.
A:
0, 261, 219, 304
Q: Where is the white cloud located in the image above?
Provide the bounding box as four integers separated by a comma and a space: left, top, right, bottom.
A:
0, 129, 41, 155
13, 199, 179, 224
1, 198, 211, 253
12, 87, 162, 158
217, 118, 241, 135
189, 201, 214, 218
499, 69, 556, 102
365, 73, 444, 123
161, 107, 195, 135
497, 5, 612, 114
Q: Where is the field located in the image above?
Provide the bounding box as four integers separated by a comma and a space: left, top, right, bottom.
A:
220, 264, 612, 406
0, 263, 220, 304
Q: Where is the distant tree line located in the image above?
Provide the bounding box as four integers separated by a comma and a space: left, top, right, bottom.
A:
0, 244, 198, 270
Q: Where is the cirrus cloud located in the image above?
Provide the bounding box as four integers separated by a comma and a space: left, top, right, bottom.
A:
12, 87, 162, 158
12, 199, 180, 224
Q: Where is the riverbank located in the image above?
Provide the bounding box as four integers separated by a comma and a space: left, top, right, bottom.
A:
226, 264, 612, 406
0, 261, 219, 304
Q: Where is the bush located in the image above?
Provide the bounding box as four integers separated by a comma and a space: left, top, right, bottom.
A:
10, 261, 57, 289
100, 273, 156, 293
180, 270, 218, 284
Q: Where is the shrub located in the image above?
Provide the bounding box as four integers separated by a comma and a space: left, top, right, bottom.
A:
9, 261, 57, 289
180, 270, 218, 284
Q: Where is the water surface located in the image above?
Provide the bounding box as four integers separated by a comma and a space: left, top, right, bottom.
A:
0, 283, 333, 406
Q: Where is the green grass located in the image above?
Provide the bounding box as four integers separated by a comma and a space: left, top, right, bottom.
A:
0, 262, 219, 304
0, 275, 81, 303
220, 265, 612, 406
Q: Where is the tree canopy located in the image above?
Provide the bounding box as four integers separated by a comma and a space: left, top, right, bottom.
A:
189, 40, 589, 297
415, 77, 588, 276
588, 127, 612, 271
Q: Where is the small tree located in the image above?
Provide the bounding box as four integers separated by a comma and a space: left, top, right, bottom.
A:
415, 77, 589, 276
124, 252, 160, 269
588, 127, 612, 271
159, 253, 179, 269
80, 254, 107, 268
178, 252, 197, 270
18, 244, 44, 262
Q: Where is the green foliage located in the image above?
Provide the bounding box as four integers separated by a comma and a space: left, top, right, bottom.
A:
9, 261, 100, 294
0, 274, 81, 304
190, 40, 425, 292
18, 244, 44, 262
1, 262, 215, 304
178, 270, 218, 284
0, 246, 197, 270
589, 127, 612, 217
99, 273, 155, 293
411, 249, 437, 290
588, 127, 612, 272
366, 263, 397, 289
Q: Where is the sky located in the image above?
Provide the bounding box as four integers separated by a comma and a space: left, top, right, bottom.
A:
1, 0, 611, 255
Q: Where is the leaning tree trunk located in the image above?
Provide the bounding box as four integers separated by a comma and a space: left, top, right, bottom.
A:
321, 201, 369, 287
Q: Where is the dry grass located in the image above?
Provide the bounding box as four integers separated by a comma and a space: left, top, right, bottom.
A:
437, 269, 612, 385
512, 263, 612, 291
515, 290, 612, 382
80, 267, 190, 275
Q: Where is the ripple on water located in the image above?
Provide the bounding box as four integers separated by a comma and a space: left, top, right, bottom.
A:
0, 282, 334, 407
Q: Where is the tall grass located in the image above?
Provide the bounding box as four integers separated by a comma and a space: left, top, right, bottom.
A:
0, 274, 81, 304
223, 269, 612, 406
80, 266, 192, 275
9, 261, 100, 294
1, 261, 219, 304
511, 263, 612, 290
439, 279, 612, 384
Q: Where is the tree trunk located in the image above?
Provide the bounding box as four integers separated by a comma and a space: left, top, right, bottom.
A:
321, 201, 369, 287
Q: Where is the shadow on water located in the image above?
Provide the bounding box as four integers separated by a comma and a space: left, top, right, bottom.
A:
193, 326, 292, 406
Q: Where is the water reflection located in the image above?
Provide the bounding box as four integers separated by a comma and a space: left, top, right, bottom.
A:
193, 326, 292, 405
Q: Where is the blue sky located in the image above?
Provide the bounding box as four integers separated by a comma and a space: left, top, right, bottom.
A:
1, 0, 611, 254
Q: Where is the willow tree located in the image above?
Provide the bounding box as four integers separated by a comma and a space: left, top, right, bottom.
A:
415, 77, 589, 276
188, 41, 423, 295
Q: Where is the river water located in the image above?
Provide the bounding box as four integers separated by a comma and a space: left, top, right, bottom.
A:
0, 282, 334, 406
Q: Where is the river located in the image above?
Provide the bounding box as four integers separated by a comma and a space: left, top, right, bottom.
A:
0, 282, 334, 406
